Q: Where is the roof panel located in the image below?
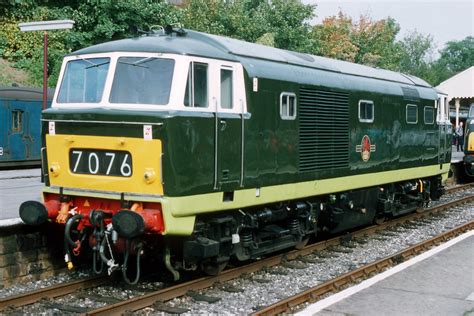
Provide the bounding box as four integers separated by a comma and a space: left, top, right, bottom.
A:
70, 29, 431, 88
0, 86, 54, 101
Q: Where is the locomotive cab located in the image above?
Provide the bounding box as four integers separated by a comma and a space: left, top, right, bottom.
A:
43, 52, 248, 196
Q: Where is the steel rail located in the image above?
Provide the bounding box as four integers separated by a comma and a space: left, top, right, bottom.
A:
83, 194, 474, 316
445, 182, 473, 194
0, 275, 109, 310
252, 220, 474, 315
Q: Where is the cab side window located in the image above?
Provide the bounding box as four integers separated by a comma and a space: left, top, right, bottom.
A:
358, 100, 374, 123
184, 62, 208, 108
220, 68, 233, 109
280, 92, 296, 120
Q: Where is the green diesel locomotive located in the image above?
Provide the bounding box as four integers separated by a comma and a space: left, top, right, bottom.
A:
20, 27, 452, 283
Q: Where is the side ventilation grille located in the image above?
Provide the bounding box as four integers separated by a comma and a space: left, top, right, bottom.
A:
401, 86, 420, 102
299, 88, 349, 172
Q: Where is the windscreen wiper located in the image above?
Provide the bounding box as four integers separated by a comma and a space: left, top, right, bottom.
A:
73, 56, 110, 69
118, 57, 154, 68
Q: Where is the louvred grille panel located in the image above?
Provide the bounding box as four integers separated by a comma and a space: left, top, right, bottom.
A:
299, 88, 349, 172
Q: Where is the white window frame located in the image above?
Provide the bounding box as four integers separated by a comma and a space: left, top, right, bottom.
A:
184, 61, 210, 109
358, 100, 374, 123
280, 92, 296, 120
406, 104, 418, 124
424, 106, 435, 125
52, 52, 248, 114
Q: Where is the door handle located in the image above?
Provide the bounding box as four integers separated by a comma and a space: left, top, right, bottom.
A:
220, 119, 227, 131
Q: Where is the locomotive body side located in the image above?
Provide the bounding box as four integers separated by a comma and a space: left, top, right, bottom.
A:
21, 29, 451, 282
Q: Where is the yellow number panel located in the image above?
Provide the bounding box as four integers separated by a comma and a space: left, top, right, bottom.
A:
46, 134, 163, 195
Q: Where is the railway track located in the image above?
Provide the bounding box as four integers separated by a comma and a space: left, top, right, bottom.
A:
0, 276, 109, 311
1, 185, 472, 314
85, 190, 474, 315
253, 220, 474, 315
445, 182, 473, 194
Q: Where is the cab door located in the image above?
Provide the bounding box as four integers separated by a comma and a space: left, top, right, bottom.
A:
437, 95, 451, 163
215, 65, 242, 192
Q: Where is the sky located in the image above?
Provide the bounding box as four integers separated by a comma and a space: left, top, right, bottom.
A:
303, 0, 473, 52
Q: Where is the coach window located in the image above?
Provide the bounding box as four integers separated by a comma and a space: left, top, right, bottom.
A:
220, 68, 233, 109
12, 110, 23, 133
184, 62, 208, 108
280, 92, 296, 120
406, 104, 418, 124
424, 106, 434, 124
358, 100, 374, 123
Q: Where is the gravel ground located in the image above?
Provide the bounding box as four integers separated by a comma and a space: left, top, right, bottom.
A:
1, 187, 473, 315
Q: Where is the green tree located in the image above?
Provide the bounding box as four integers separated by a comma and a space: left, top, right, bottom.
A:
422, 36, 474, 86
439, 36, 474, 72
183, 0, 315, 52
352, 15, 401, 69
397, 30, 435, 80
0, 5, 72, 86
312, 11, 401, 69
0, 0, 180, 86
260, 0, 315, 52
70, 0, 180, 48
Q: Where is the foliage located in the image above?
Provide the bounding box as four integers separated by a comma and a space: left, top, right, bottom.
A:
182, 0, 315, 52
264, 0, 316, 52
312, 11, 473, 86
0, 5, 71, 86
0, 58, 30, 86
427, 36, 474, 85
312, 12, 401, 69
438, 36, 474, 73
312, 12, 357, 60
70, 0, 181, 48
0, 1, 472, 88
397, 30, 435, 82
0, 0, 180, 86
352, 15, 401, 69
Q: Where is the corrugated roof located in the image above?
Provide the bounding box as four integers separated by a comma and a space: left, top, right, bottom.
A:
72, 29, 432, 88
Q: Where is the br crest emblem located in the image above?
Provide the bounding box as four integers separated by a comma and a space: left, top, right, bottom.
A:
356, 135, 376, 162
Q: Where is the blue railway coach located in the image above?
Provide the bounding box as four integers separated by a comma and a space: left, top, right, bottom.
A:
0, 86, 53, 167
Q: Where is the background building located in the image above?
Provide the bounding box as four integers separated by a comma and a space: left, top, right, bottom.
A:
436, 66, 474, 127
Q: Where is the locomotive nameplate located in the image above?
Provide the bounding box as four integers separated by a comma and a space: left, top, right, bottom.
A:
69, 149, 132, 177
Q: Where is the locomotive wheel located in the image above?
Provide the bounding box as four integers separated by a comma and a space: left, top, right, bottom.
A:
201, 259, 228, 276
416, 207, 425, 214
374, 216, 386, 225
